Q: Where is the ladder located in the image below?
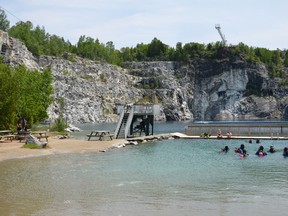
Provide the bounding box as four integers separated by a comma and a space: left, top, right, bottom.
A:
114, 106, 134, 139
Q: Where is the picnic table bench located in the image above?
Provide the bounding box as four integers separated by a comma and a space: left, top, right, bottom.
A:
87, 130, 114, 141
17, 131, 49, 142
0, 130, 16, 142
17, 131, 30, 142
31, 131, 49, 142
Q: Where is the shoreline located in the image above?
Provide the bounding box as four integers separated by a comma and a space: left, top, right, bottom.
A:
1, 132, 287, 162
0, 136, 128, 162
0, 133, 183, 162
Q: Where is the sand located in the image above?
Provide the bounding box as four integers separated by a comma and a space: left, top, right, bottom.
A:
0, 136, 127, 162
0, 132, 190, 162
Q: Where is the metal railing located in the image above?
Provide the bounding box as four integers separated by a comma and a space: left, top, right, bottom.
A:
132, 105, 154, 114
186, 125, 288, 138
116, 104, 155, 115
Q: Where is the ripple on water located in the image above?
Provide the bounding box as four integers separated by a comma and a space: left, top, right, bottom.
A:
0, 138, 288, 216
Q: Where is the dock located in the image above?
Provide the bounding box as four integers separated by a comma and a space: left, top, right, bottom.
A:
126, 132, 288, 144
185, 124, 288, 140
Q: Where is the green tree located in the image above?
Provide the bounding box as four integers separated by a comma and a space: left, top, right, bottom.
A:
183, 42, 205, 59
14, 66, 53, 125
9, 21, 36, 54
9, 21, 73, 57
173, 42, 184, 61
0, 63, 17, 129
120, 47, 134, 62
0, 8, 10, 31
134, 43, 148, 61
272, 49, 281, 66
0, 62, 53, 130
147, 38, 168, 60
284, 50, 288, 67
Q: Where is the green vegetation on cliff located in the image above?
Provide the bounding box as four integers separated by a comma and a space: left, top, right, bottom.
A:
0, 6, 285, 79
6, 21, 287, 79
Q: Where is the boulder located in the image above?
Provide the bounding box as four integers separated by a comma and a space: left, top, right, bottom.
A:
25, 134, 47, 148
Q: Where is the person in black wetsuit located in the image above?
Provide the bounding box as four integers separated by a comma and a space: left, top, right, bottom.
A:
267, 146, 276, 153
283, 147, 288, 158
255, 145, 267, 156
235, 144, 248, 157
220, 146, 230, 153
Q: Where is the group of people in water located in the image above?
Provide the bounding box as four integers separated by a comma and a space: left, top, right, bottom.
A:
216, 129, 288, 158
220, 142, 288, 158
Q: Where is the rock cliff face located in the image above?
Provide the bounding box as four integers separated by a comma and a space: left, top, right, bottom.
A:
1, 31, 288, 123
0, 31, 39, 71
192, 59, 288, 121
38, 56, 147, 123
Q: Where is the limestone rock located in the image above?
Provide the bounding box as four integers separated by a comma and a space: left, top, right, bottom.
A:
25, 134, 47, 148
1, 30, 288, 123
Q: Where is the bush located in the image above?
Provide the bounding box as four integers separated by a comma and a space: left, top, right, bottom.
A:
51, 117, 67, 132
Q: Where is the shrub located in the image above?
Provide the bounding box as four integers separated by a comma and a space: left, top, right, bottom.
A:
51, 117, 67, 132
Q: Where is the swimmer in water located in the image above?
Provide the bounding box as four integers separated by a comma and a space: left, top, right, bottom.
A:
235, 144, 245, 154
283, 147, 288, 158
267, 146, 276, 153
220, 146, 230, 153
255, 145, 267, 156
235, 144, 248, 157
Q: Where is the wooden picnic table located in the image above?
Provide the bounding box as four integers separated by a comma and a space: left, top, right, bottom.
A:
0, 130, 16, 142
17, 131, 49, 143
31, 131, 49, 142
17, 130, 31, 142
87, 130, 114, 141
0, 130, 12, 134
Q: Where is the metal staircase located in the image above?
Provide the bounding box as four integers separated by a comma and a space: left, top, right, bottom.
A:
114, 106, 134, 139
114, 104, 158, 139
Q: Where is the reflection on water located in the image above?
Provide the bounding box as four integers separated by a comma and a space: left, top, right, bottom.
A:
1, 138, 288, 216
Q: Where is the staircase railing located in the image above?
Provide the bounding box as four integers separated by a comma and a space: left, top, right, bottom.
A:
124, 107, 134, 138
114, 107, 125, 139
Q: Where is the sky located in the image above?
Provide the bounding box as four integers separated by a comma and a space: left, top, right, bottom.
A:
1, 0, 288, 50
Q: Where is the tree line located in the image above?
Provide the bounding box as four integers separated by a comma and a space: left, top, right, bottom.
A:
1, 8, 288, 76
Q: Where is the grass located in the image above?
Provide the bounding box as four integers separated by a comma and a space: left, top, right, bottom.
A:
22, 143, 48, 149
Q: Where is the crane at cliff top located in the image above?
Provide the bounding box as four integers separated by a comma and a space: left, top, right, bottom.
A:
215, 24, 227, 46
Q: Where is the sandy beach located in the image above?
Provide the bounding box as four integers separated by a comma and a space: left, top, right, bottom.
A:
0, 132, 186, 162
0, 136, 127, 162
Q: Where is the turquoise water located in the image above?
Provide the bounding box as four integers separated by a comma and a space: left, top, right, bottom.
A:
1, 138, 288, 216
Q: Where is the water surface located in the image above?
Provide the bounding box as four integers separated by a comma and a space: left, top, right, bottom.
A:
1, 138, 288, 216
